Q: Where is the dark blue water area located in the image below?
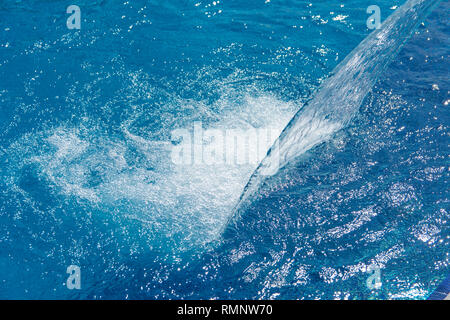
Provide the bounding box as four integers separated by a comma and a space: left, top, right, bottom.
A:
0, 0, 448, 299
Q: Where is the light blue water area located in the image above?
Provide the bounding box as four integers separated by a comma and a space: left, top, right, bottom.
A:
0, 0, 448, 299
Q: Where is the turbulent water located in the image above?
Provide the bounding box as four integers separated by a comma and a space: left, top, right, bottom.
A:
230, 0, 442, 219
0, 0, 448, 299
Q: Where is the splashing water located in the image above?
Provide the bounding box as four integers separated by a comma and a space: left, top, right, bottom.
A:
5, 91, 296, 257
0, 0, 447, 299
228, 0, 442, 228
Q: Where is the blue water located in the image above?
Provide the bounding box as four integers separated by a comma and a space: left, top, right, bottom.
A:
0, 0, 448, 299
